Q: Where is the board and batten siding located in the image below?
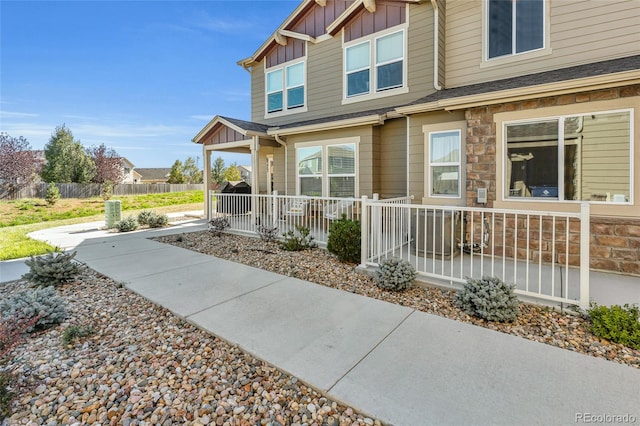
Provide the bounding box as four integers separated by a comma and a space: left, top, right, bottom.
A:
251, 3, 435, 126
445, 0, 640, 87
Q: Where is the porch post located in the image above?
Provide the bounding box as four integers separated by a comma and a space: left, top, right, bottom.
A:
360, 195, 369, 269
251, 137, 259, 230
203, 148, 211, 219
579, 202, 590, 309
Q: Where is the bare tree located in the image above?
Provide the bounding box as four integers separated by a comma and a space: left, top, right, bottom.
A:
0, 133, 41, 195
87, 144, 124, 184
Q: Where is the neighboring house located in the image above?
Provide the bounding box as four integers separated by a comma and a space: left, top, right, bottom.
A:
120, 157, 140, 184
134, 168, 171, 184
238, 165, 252, 182
194, 0, 640, 275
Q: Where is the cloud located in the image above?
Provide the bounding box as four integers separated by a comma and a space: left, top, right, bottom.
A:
192, 13, 252, 35
190, 115, 214, 121
0, 110, 39, 119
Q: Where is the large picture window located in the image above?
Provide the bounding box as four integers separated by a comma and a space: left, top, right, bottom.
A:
344, 29, 405, 99
487, 0, 544, 59
505, 110, 632, 203
429, 130, 461, 197
266, 61, 305, 114
297, 143, 356, 197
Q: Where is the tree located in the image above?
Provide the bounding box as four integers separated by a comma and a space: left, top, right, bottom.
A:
211, 156, 226, 185
168, 160, 186, 184
41, 125, 95, 183
0, 133, 40, 194
183, 156, 203, 184
223, 163, 242, 182
87, 144, 124, 184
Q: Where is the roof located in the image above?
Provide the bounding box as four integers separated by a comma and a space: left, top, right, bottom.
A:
219, 116, 270, 133
135, 168, 171, 180
192, 115, 269, 143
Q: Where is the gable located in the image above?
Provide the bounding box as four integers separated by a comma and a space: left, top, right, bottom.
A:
343, 1, 406, 42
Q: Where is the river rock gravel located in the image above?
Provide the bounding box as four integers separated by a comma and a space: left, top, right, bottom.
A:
153, 231, 640, 370
1, 271, 379, 426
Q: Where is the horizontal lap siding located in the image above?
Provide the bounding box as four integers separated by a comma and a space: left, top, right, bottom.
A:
446, 0, 640, 87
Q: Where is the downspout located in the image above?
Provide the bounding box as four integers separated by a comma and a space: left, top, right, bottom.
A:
430, 0, 443, 91
274, 134, 288, 195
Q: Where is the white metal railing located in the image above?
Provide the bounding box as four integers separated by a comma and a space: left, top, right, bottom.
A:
360, 200, 590, 308
208, 191, 361, 245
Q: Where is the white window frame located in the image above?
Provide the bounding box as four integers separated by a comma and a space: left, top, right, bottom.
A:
295, 138, 359, 197
264, 58, 308, 118
481, 0, 552, 68
342, 26, 408, 105
501, 108, 634, 204
428, 130, 462, 199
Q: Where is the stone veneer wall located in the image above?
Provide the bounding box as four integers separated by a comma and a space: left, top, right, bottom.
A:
463, 84, 640, 276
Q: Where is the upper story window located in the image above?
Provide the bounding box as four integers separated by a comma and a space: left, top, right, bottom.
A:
487, 0, 544, 59
266, 60, 306, 116
344, 28, 406, 102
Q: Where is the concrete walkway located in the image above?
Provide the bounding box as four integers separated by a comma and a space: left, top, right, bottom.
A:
2, 217, 640, 425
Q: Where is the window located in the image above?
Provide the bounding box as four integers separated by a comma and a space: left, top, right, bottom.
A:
487, 0, 544, 59
429, 131, 461, 197
505, 111, 632, 203
297, 143, 357, 197
266, 61, 305, 114
344, 29, 405, 99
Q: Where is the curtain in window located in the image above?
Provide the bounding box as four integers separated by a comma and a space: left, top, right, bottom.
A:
376, 31, 403, 91
267, 69, 283, 112
346, 42, 370, 96
286, 63, 304, 108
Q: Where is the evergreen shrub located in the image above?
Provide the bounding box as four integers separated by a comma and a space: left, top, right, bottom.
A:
22, 251, 80, 287
374, 258, 417, 291
0, 286, 67, 331
116, 216, 138, 232
327, 215, 361, 263
587, 303, 640, 349
455, 276, 519, 322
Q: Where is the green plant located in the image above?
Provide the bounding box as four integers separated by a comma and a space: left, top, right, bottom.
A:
116, 216, 139, 232
587, 303, 640, 349
208, 217, 230, 236
101, 181, 114, 201
0, 286, 67, 331
61, 324, 94, 345
280, 225, 317, 251
146, 212, 169, 228
137, 210, 155, 226
22, 251, 80, 287
257, 224, 279, 243
327, 215, 361, 263
455, 276, 520, 322
0, 371, 14, 419
374, 258, 417, 291
45, 182, 60, 206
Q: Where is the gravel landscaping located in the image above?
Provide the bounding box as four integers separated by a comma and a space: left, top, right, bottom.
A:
2, 271, 377, 425
153, 230, 640, 370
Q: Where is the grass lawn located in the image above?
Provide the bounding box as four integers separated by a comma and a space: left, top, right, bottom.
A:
0, 191, 204, 261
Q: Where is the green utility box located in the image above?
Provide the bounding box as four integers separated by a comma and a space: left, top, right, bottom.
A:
105, 200, 122, 228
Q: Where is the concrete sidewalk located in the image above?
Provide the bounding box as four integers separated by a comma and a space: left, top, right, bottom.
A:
3, 218, 640, 425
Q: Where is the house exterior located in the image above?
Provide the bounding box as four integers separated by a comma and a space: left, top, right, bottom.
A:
134, 168, 171, 184
194, 0, 640, 276
238, 165, 253, 183
120, 157, 141, 184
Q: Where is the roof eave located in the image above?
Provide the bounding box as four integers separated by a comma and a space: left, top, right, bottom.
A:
267, 114, 386, 137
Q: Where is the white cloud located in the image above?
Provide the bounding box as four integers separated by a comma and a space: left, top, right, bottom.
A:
0, 110, 39, 119
190, 115, 213, 121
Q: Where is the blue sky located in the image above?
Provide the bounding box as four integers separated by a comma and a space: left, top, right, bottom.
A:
0, 0, 298, 168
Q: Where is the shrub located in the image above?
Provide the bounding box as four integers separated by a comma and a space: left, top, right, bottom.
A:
257, 224, 279, 243
327, 215, 361, 263
61, 325, 94, 345
0, 286, 67, 332
208, 217, 230, 236
280, 225, 317, 251
587, 303, 640, 349
137, 210, 155, 225
138, 211, 168, 228
22, 251, 80, 287
455, 276, 519, 322
44, 182, 60, 206
116, 216, 139, 232
374, 258, 417, 291
101, 181, 113, 201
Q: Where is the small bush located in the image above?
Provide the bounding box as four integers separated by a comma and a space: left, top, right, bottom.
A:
587, 303, 640, 349
208, 217, 230, 236
22, 251, 80, 287
116, 216, 139, 232
0, 286, 68, 332
138, 211, 168, 228
44, 182, 60, 206
374, 258, 417, 291
257, 224, 279, 243
101, 181, 114, 201
280, 225, 317, 251
137, 210, 155, 225
61, 325, 94, 345
327, 215, 361, 263
455, 276, 519, 322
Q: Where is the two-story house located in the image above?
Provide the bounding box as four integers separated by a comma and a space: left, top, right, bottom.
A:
194, 0, 640, 275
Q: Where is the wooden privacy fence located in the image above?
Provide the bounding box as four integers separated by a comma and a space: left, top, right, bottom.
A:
1, 183, 204, 200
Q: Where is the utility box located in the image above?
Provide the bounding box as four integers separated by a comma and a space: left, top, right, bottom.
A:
105, 200, 122, 228
411, 210, 460, 259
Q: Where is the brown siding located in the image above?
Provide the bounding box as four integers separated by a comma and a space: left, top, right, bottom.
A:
291, 0, 353, 38
205, 126, 245, 145
445, 0, 640, 87
265, 40, 306, 68
377, 118, 407, 198
344, 1, 406, 42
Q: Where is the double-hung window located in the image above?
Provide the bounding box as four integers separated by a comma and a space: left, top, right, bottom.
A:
505, 110, 632, 203
487, 0, 544, 59
344, 29, 405, 99
266, 61, 305, 114
297, 143, 357, 197
429, 130, 461, 197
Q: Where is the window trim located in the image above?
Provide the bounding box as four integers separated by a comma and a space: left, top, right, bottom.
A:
295, 137, 359, 197
428, 129, 462, 199
264, 58, 308, 118
500, 108, 634, 205
342, 25, 408, 105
